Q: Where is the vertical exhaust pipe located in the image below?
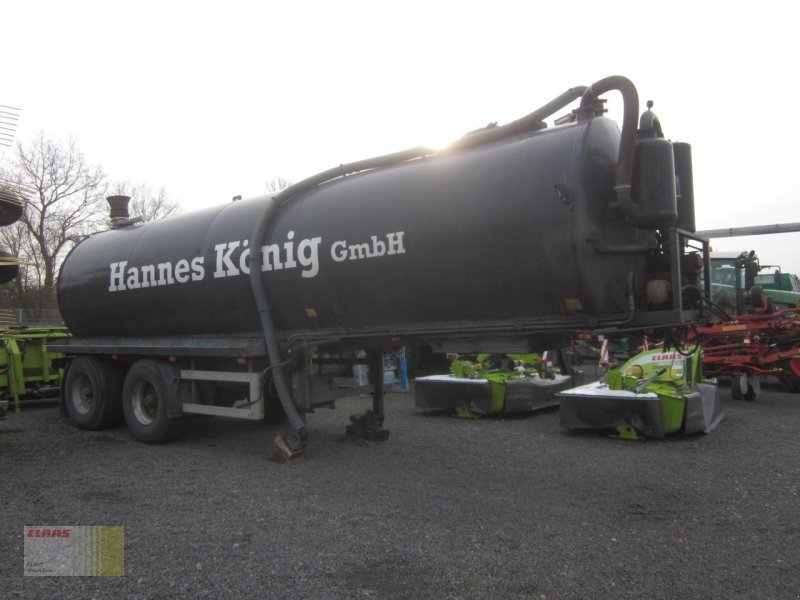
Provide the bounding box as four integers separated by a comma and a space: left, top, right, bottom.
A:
107, 195, 132, 228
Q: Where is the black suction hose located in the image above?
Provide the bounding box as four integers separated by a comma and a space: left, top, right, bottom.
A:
580, 76, 640, 220
272, 146, 435, 206
247, 196, 305, 433
248, 147, 435, 435
450, 86, 588, 151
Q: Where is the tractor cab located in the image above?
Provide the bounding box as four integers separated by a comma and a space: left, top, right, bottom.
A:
709, 251, 761, 314
709, 251, 800, 313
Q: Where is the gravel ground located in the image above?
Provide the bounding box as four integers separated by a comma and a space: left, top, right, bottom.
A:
1, 382, 798, 599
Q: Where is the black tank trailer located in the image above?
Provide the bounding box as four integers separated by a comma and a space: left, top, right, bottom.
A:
51, 76, 710, 459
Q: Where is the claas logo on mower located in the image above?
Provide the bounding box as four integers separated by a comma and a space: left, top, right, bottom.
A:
650, 353, 680, 362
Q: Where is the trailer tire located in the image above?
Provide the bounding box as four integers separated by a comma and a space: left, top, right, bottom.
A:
64, 357, 125, 430
122, 360, 185, 444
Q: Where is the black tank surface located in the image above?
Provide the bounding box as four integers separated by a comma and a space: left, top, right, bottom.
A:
58, 116, 653, 345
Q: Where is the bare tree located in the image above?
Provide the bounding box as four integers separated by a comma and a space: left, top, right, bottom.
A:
266, 176, 293, 194
0, 132, 107, 310
110, 181, 182, 222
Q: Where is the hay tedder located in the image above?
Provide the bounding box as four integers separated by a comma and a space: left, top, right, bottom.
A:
700, 250, 800, 399
695, 309, 800, 400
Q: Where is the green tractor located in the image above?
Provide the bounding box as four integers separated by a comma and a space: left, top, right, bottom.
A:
709, 250, 800, 313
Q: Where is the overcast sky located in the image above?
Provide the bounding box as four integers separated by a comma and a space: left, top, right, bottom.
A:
3, 0, 799, 272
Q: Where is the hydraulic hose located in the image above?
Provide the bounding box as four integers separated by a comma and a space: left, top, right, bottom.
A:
579, 76, 640, 221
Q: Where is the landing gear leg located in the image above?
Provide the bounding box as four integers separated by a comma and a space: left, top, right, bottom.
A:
346, 349, 390, 441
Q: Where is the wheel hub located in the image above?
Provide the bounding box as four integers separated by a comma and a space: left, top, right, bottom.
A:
132, 383, 159, 425
71, 375, 93, 415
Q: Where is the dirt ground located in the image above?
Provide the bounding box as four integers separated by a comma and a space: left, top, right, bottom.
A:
1, 381, 798, 599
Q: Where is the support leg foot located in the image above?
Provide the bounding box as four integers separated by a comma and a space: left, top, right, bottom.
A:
346, 410, 390, 441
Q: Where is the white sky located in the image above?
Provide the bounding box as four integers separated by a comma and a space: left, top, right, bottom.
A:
3, 0, 799, 272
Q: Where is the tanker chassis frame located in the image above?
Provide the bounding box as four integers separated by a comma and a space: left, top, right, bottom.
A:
55, 335, 394, 456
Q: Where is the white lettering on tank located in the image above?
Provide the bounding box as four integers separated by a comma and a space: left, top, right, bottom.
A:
174, 259, 190, 284
331, 240, 347, 262
261, 243, 283, 271
191, 256, 205, 281
109, 261, 128, 292
214, 241, 241, 278
387, 231, 405, 255
298, 237, 321, 278
106, 231, 406, 292
157, 262, 175, 285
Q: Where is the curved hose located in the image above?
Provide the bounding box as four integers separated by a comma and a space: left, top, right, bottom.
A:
450, 86, 588, 151
272, 147, 435, 207
249, 147, 435, 434
580, 76, 640, 221
247, 197, 308, 433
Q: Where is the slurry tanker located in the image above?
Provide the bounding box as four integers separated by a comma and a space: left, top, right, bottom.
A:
50, 76, 709, 459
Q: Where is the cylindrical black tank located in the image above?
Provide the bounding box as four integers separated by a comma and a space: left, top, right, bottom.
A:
58, 116, 656, 341
672, 142, 695, 232
630, 137, 678, 229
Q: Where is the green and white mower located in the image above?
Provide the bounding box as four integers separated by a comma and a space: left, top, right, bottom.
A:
558, 347, 722, 439
415, 353, 573, 418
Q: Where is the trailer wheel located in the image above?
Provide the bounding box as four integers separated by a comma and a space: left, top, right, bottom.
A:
122, 360, 185, 444
64, 357, 124, 430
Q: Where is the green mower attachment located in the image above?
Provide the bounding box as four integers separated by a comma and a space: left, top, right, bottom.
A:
415, 352, 573, 417
0, 326, 69, 414
558, 347, 723, 439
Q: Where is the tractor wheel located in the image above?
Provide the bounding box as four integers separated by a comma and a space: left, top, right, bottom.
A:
122, 360, 186, 444
64, 357, 125, 430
